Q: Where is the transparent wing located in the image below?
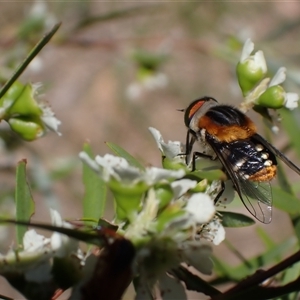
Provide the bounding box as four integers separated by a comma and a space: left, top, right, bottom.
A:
232, 173, 272, 223
206, 135, 273, 223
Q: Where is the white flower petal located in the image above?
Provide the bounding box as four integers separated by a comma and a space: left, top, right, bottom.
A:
285, 92, 299, 110
148, 127, 183, 159
217, 180, 235, 205
79, 152, 101, 173
240, 38, 254, 63
95, 154, 140, 182
23, 229, 50, 252
149, 127, 164, 153
180, 241, 213, 275
143, 73, 168, 90
254, 50, 267, 74
144, 167, 185, 185
205, 218, 226, 245
171, 179, 197, 198
49, 209, 78, 257
158, 273, 187, 300
269, 67, 286, 87
185, 193, 215, 224
40, 103, 61, 136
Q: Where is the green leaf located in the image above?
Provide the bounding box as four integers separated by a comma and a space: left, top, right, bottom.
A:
15, 159, 35, 247
277, 160, 294, 195
256, 227, 276, 249
106, 142, 145, 170
220, 211, 255, 227
280, 108, 300, 160
272, 186, 300, 214
82, 143, 107, 222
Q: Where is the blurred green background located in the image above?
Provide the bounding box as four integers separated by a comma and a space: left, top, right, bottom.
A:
1, 1, 300, 299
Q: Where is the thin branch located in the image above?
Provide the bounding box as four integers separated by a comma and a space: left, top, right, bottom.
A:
0, 22, 61, 100
211, 250, 300, 300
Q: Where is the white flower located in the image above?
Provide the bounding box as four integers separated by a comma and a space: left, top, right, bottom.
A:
149, 127, 184, 160
50, 209, 78, 257
39, 102, 62, 136
240, 38, 267, 74
170, 179, 198, 198
0, 209, 82, 284
268, 67, 299, 110
23, 229, 50, 252
284, 93, 299, 109
143, 73, 168, 90
185, 193, 215, 224
199, 216, 226, 245
126, 73, 168, 101
122, 178, 219, 297
79, 152, 185, 186
269, 67, 286, 87
28, 0, 57, 30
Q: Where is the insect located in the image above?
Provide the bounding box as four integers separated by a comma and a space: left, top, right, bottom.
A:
183, 96, 300, 223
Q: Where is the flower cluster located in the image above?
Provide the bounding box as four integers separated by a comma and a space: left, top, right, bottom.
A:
237, 38, 299, 111
0, 210, 82, 298
78, 127, 231, 298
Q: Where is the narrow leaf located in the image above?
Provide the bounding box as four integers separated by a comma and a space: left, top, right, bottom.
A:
106, 142, 145, 170
82, 143, 107, 223
0, 23, 61, 100
15, 159, 35, 247
256, 227, 276, 249
220, 211, 255, 227
272, 186, 300, 214
0, 219, 110, 247
280, 108, 300, 160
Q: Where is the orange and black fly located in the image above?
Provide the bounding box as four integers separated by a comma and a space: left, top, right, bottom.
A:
183, 96, 300, 223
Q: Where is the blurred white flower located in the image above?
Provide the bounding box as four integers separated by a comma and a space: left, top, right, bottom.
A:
79, 152, 185, 186
126, 73, 168, 101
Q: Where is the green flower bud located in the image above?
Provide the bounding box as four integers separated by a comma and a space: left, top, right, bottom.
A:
3, 82, 42, 117
8, 117, 45, 141
162, 156, 188, 171
190, 179, 208, 193
237, 39, 267, 96
257, 85, 285, 109
154, 183, 174, 210
236, 56, 266, 96
156, 203, 185, 232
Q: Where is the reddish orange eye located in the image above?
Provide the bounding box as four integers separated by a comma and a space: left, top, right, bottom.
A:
188, 100, 205, 119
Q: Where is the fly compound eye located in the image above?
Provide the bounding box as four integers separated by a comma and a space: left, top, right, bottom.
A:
184, 97, 218, 129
